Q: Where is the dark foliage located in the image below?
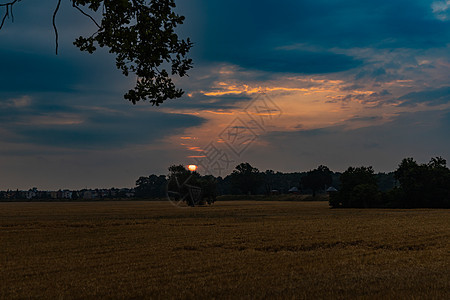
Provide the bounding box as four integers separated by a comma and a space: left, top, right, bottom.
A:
330, 157, 450, 208
229, 163, 264, 195
166, 165, 216, 206
301, 165, 332, 197
329, 166, 379, 208
135, 174, 167, 198
376, 172, 396, 191
394, 157, 450, 208
261, 170, 305, 195
1, 0, 193, 105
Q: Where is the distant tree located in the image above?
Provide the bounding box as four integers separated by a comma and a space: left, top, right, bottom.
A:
216, 176, 233, 195
301, 165, 332, 197
376, 172, 396, 192
167, 165, 197, 190
230, 163, 263, 195
330, 166, 378, 208
394, 157, 450, 208
349, 183, 381, 208
198, 175, 217, 204
426, 157, 450, 207
167, 165, 217, 206
394, 158, 423, 207
263, 170, 276, 194
167, 165, 193, 205
71, 190, 79, 200
340, 166, 377, 192
135, 174, 167, 198
0, 0, 193, 105
13, 189, 20, 200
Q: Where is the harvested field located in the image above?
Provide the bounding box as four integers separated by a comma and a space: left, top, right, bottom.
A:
0, 201, 449, 299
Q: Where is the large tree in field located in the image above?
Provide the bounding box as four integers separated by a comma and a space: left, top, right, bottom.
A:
166, 165, 217, 206
0, 0, 193, 106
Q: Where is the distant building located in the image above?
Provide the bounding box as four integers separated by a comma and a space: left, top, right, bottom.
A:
82, 190, 94, 199
326, 186, 338, 193
62, 190, 72, 199
26, 188, 38, 199
288, 187, 299, 194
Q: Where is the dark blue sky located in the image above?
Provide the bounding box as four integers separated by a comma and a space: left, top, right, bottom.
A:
1, 0, 450, 189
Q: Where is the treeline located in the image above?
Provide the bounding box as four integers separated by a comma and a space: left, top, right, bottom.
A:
134, 163, 343, 199
330, 157, 450, 208
135, 166, 395, 199
136, 156, 449, 208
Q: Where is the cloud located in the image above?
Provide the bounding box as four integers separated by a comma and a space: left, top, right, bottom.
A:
432, 1, 450, 20
0, 95, 32, 108
256, 108, 450, 172
164, 93, 251, 111
224, 49, 361, 74
0, 93, 206, 149
346, 116, 384, 123
0, 49, 82, 93
196, 0, 450, 71
2, 1, 450, 189
397, 86, 450, 106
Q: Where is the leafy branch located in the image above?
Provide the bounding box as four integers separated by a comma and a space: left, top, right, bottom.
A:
0, 0, 193, 106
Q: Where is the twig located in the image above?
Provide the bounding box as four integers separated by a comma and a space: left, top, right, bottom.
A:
0, 0, 20, 30
52, 0, 61, 55
0, 11, 8, 29
0, 0, 19, 7
9, 1, 13, 22
73, 3, 101, 28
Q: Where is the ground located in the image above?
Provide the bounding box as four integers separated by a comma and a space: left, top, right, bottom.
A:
0, 200, 449, 299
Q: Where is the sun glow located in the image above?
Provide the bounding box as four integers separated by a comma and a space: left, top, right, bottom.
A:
187, 165, 198, 172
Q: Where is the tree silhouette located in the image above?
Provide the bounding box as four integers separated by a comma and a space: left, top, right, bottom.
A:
0, 0, 193, 106
330, 166, 378, 208
230, 163, 263, 195
166, 165, 217, 206
395, 157, 450, 208
301, 165, 332, 197
135, 174, 167, 198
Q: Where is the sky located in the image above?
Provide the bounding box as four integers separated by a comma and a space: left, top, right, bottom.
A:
1, 0, 450, 190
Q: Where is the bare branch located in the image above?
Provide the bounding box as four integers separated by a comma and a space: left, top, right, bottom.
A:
52, 0, 61, 55
0, 0, 19, 7
0, 0, 20, 30
0, 12, 8, 29
9, 1, 13, 21
72, 2, 101, 29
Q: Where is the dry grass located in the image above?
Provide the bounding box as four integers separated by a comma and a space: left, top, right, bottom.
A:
0, 201, 449, 299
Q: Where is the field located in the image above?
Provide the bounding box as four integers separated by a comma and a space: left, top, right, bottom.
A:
1, 201, 449, 299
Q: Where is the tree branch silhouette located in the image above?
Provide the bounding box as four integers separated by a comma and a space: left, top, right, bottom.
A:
53, 0, 61, 55
0, 0, 193, 106
72, 1, 101, 28
0, 0, 20, 30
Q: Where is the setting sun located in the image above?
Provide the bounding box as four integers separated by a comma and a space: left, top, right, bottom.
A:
187, 165, 198, 172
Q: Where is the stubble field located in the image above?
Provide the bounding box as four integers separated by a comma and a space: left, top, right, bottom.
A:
0, 200, 449, 299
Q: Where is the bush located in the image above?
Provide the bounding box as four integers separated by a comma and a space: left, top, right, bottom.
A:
330, 166, 378, 208
349, 184, 380, 208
